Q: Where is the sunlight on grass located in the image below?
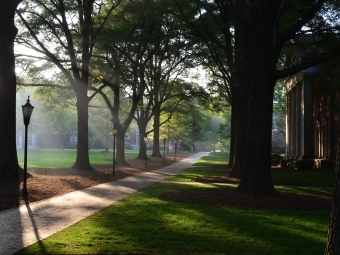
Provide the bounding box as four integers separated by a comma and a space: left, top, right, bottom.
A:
16, 183, 330, 255
193, 155, 228, 166
15, 152, 333, 255
276, 186, 333, 197
165, 166, 230, 182
17, 149, 140, 168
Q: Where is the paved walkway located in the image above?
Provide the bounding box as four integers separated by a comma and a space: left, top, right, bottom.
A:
0, 152, 209, 254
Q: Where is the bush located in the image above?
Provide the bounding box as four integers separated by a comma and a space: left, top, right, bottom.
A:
180, 143, 192, 151
294, 159, 315, 170
271, 153, 283, 159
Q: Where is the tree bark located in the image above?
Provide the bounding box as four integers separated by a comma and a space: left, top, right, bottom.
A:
227, 100, 236, 167
136, 116, 148, 160
151, 104, 162, 157
0, 0, 22, 177
325, 139, 340, 254
115, 128, 129, 165
72, 86, 93, 170
235, 3, 279, 195
228, 28, 251, 178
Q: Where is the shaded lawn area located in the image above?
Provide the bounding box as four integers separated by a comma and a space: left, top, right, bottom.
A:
16, 151, 334, 255
16, 183, 330, 255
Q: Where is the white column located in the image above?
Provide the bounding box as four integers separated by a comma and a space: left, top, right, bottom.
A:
291, 87, 297, 158
295, 83, 302, 158
285, 93, 290, 157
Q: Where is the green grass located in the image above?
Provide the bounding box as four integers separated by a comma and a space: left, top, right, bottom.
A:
272, 170, 334, 187
193, 155, 229, 166
15, 151, 333, 254
16, 148, 141, 168
166, 166, 229, 182
16, 183, 330, 255
209, 151, 230, 157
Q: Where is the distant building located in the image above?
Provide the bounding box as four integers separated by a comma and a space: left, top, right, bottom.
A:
285, 64, 338, 160
16, 131, 38, 149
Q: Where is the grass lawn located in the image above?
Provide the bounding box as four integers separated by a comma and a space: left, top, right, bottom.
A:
15, 152, 333, 255
272, 170, 334, 187
16, 148, 142, 168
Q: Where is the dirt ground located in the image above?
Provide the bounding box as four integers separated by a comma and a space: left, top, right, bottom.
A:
0, 156, 333, 212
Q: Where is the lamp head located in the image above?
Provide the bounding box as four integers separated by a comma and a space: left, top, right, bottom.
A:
22, 96, 34, 126
112, 126, 118, 136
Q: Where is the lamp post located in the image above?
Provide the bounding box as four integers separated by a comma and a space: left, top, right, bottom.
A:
174, 140, 177, 161
21, 96, 34, 196
144, 136, 148, 168
163, 137, 166, 164
112, 126, 117, 175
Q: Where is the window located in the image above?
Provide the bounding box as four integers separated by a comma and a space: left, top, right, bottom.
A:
125, 135, 131, 144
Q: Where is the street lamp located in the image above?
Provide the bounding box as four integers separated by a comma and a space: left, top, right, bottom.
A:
21, 96, 34, 196
144, 136, 148, 168
174, 140, 178, 161
112, 126, 117, 175
163, 137, 166, 164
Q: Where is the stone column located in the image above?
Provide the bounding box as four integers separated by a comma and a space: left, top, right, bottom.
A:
291, 87, 297, 158
301, 75, 315, 159
288, 90, 294, 158
295, 83, 302, 158
286, 92, 290, 157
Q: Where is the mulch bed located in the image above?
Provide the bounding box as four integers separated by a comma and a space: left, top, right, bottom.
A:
0, 156, 181, 211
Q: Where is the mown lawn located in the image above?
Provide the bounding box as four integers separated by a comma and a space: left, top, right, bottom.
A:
16, 152, 333, 255
16, 148, 142, 168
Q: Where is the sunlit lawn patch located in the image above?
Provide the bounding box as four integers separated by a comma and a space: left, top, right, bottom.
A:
15, 152, 332, 255
16, 183, 330, 255
193, 155, 229, 166
165, 166, 230, 182
17, 148, 140, 168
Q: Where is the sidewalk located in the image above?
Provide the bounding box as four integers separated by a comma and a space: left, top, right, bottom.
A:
0, 152, 209, 254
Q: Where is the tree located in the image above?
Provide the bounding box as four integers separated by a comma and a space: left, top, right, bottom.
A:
0, 0, 22, 177
190, 1, 340, 195
16, 0, 121, 170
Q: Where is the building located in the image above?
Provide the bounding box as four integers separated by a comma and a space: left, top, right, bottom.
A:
285, 66, 339, 160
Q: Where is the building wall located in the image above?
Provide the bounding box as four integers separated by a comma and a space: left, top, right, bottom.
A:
286, 70, 338, 160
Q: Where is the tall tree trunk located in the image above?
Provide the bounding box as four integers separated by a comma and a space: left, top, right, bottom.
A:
72, 87, 93, 170
236, 12, 278, 195
228, 86, 248, 178
151, 105, 162, 157
136, 119, 148, 160
237, 77, 277, 195
325, 139, 340, 254
0, 0, 22, 177
115, 128, 129, 165
228, 27, 251, 178
227, 101, 236, 167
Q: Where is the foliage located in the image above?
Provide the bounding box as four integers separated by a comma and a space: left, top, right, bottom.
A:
288, 159, 316, 170
271, 153, 283, 160
272, 80, 286, 146
295, 159, 316, 170
179, 143, 192, 151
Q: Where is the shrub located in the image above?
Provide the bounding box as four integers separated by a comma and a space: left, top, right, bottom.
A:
271, 153, 283, 159
295, 159, 315, 170
180, 143, 192, 151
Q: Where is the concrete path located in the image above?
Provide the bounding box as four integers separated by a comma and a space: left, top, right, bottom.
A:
0, 152, 209, 254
